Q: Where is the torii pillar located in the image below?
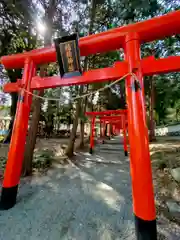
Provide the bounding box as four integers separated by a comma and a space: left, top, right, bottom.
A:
125, 33, 157, 239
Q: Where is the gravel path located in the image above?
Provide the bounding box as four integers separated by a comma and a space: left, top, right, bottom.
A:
0, 137, 180, 239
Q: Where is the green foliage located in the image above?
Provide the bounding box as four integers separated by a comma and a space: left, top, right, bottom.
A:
152, 73, 180, 125
0, 0, 180, 129
33, 149, 54, 170
157, 158, 167, 170
0, 156, 7, 171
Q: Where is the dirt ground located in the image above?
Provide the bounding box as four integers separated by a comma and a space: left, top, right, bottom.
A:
0, 137, 89, 159
0, 137, 88, 178
150, 137, 180, 224
1, 136, 180, 225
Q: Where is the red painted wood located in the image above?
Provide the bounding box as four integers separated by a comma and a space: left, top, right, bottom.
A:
3, 55, 180, 93
86, 109, 127, 116
1, 11, 180, 69
142, 56, 180, 76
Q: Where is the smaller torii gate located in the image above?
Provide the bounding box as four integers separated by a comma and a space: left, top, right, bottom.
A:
99, 116, 128, 156
86, 110, 128, 156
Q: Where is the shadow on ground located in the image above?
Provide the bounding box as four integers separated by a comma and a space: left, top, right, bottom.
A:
0, 137, 179, 239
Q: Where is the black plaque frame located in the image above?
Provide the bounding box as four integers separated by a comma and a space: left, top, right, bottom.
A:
54, 33, 82, 78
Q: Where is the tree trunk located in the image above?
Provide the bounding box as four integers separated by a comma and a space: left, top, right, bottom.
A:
22, 1, 58, 176
79, 99, 88, 148
149, 78, 156, 142
79, 85, 89, 148
22, 90, 44, 176
66, 0, 97, 154
79, 119, 85, 148
66, 86, 83, 157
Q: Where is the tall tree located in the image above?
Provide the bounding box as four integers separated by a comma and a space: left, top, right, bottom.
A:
0, 0, 37, 143
65, 0, 99, 156
23, 0, 62, 175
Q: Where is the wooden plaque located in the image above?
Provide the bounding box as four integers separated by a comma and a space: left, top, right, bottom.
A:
54, 33, 82, 78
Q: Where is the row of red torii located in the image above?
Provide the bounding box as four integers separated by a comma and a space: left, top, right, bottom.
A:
86, 109, 128, 156
1, 10, 180, 240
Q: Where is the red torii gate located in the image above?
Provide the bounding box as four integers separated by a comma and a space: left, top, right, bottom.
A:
1, 10, 180, 239
86, 109, 127, 135
86, 110, 128, 155
99, 116, 125, 139
99, 115, 128, 156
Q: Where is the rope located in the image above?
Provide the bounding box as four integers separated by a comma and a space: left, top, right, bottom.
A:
0, 72, 139, 144
21, 72, 138, 103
